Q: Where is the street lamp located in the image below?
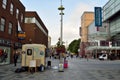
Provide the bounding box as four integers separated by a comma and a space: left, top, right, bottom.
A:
58, 0, 65, 46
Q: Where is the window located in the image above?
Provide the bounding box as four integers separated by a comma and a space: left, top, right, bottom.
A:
10, 3, 14, 15
2, 0, 7, 9
25, 18, 35, 23
27, 49, 32, 55
16, 9, 19, 19
21, 13, 23, 22
8, 22, 12, 34
0, 18, 5, 31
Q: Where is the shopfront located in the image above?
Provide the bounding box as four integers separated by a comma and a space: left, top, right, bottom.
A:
0, 38, 12, 65
86, 46, 120, 59
0, 38, 23, 65
0, 46, 11, 65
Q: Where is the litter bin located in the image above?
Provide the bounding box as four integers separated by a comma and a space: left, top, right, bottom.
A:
47, 61, 51, 68
39, 64, 45, 72
58, 62, 64, 72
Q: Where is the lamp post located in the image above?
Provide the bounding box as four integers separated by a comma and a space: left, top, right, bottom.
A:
58, 0, 65, 46
58, 0, 65, 64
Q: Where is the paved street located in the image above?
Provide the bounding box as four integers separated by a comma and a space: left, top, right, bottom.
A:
0, 58, 120, 80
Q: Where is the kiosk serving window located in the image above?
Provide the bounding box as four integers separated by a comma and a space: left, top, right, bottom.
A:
27, 49, 32, 55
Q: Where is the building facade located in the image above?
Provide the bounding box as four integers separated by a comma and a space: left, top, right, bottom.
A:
82, 0, 120, 59
86, 20, 109, 58
102, 0, 120, 59
103, 0, 120, 42
24, 11, 48, 47
80, 12, 94, 57
80, 12, 94, 42
0, 0, 25, 65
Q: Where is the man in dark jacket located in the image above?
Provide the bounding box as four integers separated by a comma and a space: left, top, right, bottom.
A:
13, 51, 18, 66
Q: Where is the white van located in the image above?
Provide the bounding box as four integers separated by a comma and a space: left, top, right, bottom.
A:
99, 54, 108, 60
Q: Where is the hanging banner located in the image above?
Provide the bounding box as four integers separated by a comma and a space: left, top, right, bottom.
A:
18, 31, 26, 40
94, 7, 102, 27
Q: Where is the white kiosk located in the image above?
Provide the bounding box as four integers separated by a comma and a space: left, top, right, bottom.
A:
21, 44, 46, 72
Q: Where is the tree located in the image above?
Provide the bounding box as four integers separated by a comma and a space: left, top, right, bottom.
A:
67, 39, 81, 54
56, 38, 65, 47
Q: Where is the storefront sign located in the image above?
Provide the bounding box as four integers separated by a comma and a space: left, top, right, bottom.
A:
95, 7, 102, 27
0, 38, 11, 46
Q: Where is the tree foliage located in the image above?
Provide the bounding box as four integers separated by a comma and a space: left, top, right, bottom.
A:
67, 38, 81, 54
56, 39, 65, 53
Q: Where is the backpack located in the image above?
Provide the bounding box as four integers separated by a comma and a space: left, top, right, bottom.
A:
15, 68, 21, 73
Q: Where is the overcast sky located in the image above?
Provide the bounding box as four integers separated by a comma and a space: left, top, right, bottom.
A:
20, 0, 109, 45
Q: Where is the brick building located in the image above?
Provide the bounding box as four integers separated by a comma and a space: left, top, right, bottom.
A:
0, 0, 25, 64
24, 11, 48, 47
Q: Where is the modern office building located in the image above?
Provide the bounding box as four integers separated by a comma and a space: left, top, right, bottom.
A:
0, 0, 25, 64
24, 11, 48, 47
102, 0, 120, 59
80, 12, 94, 57
103, 0, 120, 43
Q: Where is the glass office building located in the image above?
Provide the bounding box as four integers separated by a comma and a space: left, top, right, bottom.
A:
103, 0, 120, 42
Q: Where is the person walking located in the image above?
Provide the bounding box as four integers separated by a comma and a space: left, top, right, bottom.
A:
13, 51, 18, 66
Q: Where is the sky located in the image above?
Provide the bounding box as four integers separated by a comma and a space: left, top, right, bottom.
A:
20, 0, 109, 45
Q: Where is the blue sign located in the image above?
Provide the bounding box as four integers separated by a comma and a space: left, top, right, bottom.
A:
94, 7, 102, 27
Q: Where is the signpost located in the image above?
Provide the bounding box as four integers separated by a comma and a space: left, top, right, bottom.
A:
29, 60, 36, 67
